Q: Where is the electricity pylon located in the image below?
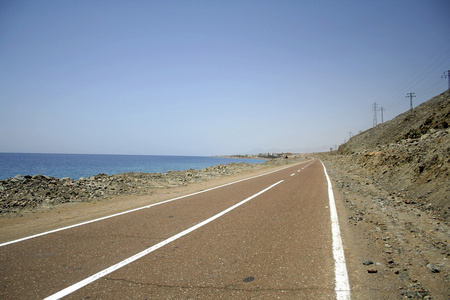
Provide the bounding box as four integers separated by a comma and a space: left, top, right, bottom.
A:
406, 92, 416, 111
442, 70, 450, 91
372, 102, 378, 127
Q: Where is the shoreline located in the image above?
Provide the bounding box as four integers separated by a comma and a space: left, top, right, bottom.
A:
0, 158, 307, 244
0, 157, 308, 216
0, 153, 270, 181
215, 155, 267, 160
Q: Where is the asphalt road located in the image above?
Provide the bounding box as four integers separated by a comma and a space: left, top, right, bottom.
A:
0, 159, 349, 299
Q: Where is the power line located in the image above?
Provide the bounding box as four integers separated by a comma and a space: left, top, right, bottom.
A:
421, 79, 446, 94
380, 38, 450, 113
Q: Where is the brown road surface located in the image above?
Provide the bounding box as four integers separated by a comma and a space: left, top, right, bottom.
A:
0, 159, 341, 299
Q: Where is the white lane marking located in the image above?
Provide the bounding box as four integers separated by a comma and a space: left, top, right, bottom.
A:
0, 162, 310, 247
320, 160, 351, 299
43, 180, 285, 300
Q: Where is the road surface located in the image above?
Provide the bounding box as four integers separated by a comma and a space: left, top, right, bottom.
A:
0, 159, 350, 299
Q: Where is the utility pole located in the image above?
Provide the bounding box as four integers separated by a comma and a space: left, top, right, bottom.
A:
372, 102, 378, 127
442, 70, 450, 90
406, 92, 416, 111
380, 107, 385, 123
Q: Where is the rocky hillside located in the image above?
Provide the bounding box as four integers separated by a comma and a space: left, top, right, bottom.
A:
337, 90, 450, 222
339, 90, 450, 154
321, 91, 449, 298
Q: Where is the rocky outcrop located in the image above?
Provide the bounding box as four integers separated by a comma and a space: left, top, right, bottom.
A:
333, 128, 449, 220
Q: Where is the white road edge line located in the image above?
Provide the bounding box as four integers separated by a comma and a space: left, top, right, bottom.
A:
43, 180, 284, 300
0, 162, 307, 247
320, 160, 351, 299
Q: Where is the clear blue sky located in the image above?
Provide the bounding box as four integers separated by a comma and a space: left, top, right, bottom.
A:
1, 0, 449, 156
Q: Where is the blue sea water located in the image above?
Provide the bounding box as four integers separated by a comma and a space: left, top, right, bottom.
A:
0, 153, 265, 180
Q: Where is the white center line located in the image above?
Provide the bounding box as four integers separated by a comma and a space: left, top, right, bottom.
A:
43, 180, 284, 300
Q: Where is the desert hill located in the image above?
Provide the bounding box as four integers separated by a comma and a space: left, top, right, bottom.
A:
340, 90, 449, 154
338, 90, 450, 221
321, 90, 449, 298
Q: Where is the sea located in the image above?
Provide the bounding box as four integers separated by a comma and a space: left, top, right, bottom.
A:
0, 153, 265, 180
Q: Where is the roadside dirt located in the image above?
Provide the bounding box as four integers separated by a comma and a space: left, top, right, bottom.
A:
323, 158, 448, 299
321, 90, 450, 299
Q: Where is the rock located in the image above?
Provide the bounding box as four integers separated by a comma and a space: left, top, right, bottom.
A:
242, 276, 255, 282
363, 260, 374, 265
11, 175, 25, 182
401, 290, 418, 298
367, 268, 378, 273
426, 263, 440, 273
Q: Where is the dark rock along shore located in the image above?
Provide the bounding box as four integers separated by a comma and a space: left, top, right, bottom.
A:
0, 158, 300, 214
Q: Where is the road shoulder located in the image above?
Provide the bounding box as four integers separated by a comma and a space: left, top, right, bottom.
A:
324, 159, 448, 299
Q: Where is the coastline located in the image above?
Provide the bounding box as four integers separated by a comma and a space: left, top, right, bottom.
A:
0, 157, 308, 216
0, 153, 267, 181
215, 155, 267, 160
